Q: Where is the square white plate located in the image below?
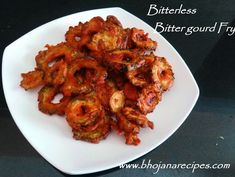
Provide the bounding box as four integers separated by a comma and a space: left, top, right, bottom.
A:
2, 7, 199, 175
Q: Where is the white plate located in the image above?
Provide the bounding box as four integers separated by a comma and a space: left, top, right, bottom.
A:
2, 7, 199, 175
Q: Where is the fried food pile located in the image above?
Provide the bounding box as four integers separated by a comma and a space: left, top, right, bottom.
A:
20, 15, 174, 145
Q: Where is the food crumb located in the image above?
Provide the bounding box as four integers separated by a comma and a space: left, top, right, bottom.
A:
219, 136, 224, 140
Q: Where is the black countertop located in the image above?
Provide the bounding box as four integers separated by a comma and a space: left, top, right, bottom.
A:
0, 0, 234, 176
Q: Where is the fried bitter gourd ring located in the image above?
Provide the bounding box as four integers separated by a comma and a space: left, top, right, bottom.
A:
126, 53, 157, 88
137, 83, 162, 114
104, 50, 139, 66
87, 19, 126, 52
44, 60, 68, 86
66, 97, 111, 143
127, 65, 150, 87
152, 56, 174, 91
131, 28, 157, 50
65, 22, 83, 49
65, 16, 104, 49
65, 96, 102, 132
122, 107, 154, 129
35, 42, 78, 71
62, 58, 107, 96
20, 69, 44, 90
72, 110, 111, 144
38, 85, 70, 115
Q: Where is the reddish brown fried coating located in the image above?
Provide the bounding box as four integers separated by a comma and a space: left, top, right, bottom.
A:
106, 15, 123, 27
20, 69, 44, 90
62, 58, 107, 96
116, 112, 140, 134
44, 60, 68, 86
20, 15, 174, 145
65, 96, 102, 131
104, 50, 140, 72
65, 22, 83, 49
122, 107, 154, 129
131, 28, 157, 50
38, 85, 70, 115
123, 82, 139, 101
87, 16, 129, 52
126, 52, 157, 88
82, 16, 105, 35
115, 112, 141, 145
72, 112, 110, 144
125, 132, 141, 145
137, 83, 162, 114
152, 57, 174, 91
66, 91, 112, 144
65, 17, 104, 50
35, 42, 79, 71
127, 65, 150, 87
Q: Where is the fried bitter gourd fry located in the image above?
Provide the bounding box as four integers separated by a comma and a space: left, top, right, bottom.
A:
20, 15, 174, 145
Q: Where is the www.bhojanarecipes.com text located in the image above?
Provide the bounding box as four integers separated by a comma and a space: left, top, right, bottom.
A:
119, 159, 230, 174
154, 22, 235, 36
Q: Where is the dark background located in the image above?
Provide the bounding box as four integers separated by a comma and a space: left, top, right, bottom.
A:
1, 0, 235, 177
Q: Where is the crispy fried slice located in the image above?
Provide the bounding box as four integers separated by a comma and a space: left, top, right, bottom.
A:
35, 42, 79, 71
115, 112, 141, 145
125, 132, 140, 145
62, 58, 107, 96
65, 96, 102, 131
143, 52, 156, 65
107, 71, 128, 89
127, 65, 150, 87
72, 110, 111, 143
131, 28, 157, 50
87, 17, 129, 52
152, 57, 174, 91
38, 85, 70, 115
82, 16, 105, 35
110, 90, 125, 113
122, 107, 154, 129
65, 17, 105, 50
106, 15, 123, 27
137, 83, 162, 114
116, 112, 140, 134
65, 22, 83, 49
96, 80, 117, 111
104, 50, 141, 73
125, 53, 154, 87
44, 60, 67, 85
20, 69, 44, 90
